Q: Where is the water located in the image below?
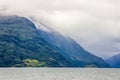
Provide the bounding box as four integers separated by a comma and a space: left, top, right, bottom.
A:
0, 68, 120, 80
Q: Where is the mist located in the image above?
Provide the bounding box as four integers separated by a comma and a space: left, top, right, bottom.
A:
0, 0, 120, 59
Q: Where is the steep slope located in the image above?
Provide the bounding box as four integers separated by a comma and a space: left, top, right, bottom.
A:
38, 30, 110, 67
106, 54, 120, 68
0, 15, 71, 67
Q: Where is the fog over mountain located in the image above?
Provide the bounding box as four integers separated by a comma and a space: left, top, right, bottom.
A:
0, 0, 120, 59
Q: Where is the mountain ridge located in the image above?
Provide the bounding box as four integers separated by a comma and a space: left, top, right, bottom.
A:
0, 15, 72, 67
0, 15, 110, 67
38, 29, 110, 67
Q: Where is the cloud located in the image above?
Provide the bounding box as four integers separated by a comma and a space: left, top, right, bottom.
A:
0, 0, 120, 59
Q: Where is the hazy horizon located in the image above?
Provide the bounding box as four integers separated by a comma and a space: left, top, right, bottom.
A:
0, 0, 120, 59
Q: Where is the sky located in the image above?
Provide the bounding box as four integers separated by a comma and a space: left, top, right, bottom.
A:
0, 0, 120, 59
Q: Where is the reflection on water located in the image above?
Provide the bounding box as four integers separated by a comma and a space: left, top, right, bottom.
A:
0, 68, 120, 80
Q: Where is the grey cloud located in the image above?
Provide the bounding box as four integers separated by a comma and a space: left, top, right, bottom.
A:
0, 0, 120, 59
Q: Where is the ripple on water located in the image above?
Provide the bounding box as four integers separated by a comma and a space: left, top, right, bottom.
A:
0, 68, 120, 80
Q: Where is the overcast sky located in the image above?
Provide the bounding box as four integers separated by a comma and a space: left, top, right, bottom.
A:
0, 0, 120, 59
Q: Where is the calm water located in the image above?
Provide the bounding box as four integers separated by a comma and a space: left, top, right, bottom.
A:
0, 68, 120, 80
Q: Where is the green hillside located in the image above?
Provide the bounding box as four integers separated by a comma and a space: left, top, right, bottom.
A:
0, 16, 71, 67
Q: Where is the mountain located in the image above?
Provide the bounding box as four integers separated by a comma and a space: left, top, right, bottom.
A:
0, 15, 110, 67
38, 29, 110, 67
0, 15, 72, 67
106, 54, 120, 68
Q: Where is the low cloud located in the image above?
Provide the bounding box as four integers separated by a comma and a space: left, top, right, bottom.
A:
0, 0, 120, 59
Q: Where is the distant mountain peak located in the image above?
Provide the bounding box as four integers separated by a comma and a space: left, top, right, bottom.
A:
106, 53, 120, 68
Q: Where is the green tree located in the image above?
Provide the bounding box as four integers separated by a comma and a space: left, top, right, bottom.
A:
36, 62, 46, 67
23, 59, 39, 67
23, 59, 46, 67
